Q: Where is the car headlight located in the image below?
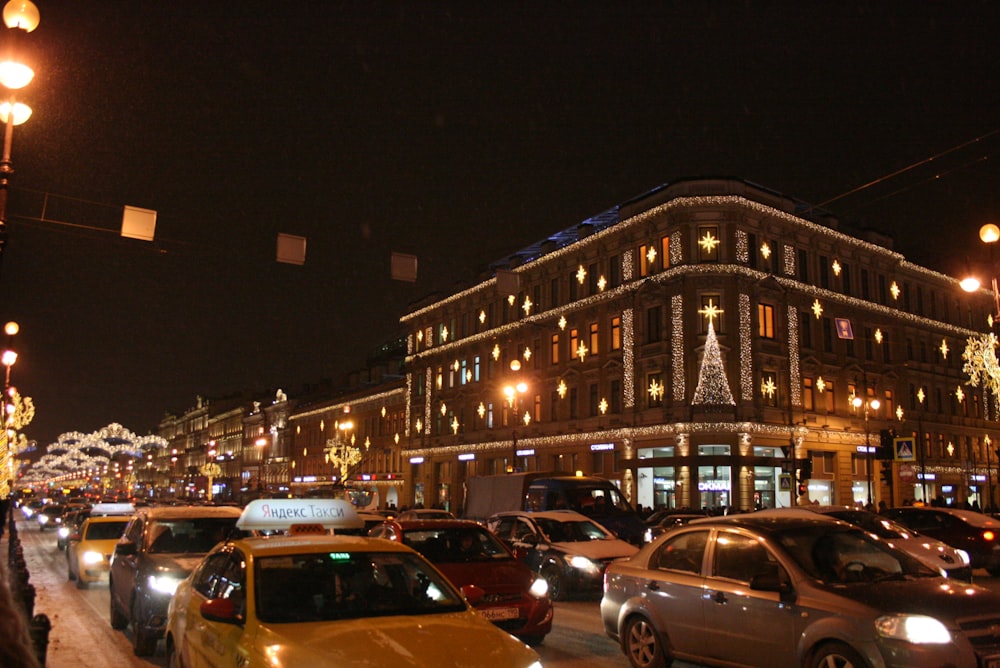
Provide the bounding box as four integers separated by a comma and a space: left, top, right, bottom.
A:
568, 555, 599, 572
956, 549, 971, 566
37, 515, 49, 525
148, 574, 182, 595
57, 526, 70, 538
528, 577, 549, 598
82, 551, 104, 565
875, 614, 951, 644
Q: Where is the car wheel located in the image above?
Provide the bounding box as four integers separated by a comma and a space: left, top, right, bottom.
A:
109, 585, 129, 630
541, 566, 565, 601
132, 598, 158, 656
623, 615, 670, 668
67, 564, 76, 581
809, 641, 870, 668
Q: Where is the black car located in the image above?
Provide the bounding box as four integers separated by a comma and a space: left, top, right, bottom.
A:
884, 506, 1000, 576
108, 505, 242, 656
35, 503, 66, 531
57, 508, 91, 550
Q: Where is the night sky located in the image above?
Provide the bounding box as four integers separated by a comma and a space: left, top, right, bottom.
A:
1, 1, 998, 449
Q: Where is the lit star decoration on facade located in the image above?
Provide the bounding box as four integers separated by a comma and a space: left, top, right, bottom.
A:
492, 344, 501, 360
415, 418, 422, 434
576, 341, 588, 362
523, 346, 531, 361
507, 295, 516, 306
451, 416, 460, 434
440, 402, 447, 416
832, 259, 842, 276
759, 242, 770, 259
479, 310, 486, 324
576, 265, 587, 284
955, 385, 965, 403
441, 326, 448, 342
522, 296, 533, 315
522, 411, 531, 426
557, 379, 567, 399
917, 387, 925, 404
890, 282, 900, 300
811, 299, 823, 319
598, 275, 607, 291
698, 231, 720, 254
648, 379, 665, 401
947, 442, 955, 457
816, 376, 826, 393
940, 339, 949, 359
646, 246, 657, 265
874, 329, 883, 344
895, 405, 904, 421
599, 398, 608, 414
477, 402, 486, 419
698, 299, 723, 325
760, 376, 777, 399
558, 315, 567, 330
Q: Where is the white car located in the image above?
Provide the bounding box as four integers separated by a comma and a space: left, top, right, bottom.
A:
754, 506, 971, 580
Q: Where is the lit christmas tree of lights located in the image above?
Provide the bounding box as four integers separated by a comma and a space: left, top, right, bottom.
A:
963, 333, 1000, 417
692, 320, 736, 406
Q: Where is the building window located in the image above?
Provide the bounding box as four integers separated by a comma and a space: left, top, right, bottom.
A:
610, 379, 622, 413
823, 381, 835, 413
588, 263, 599, 295
639, 244, 650, 277
646, 306, 662, 343
647, 372, 664, 408
569, 272, 579, 301
819, 256, 830, 289
569, 387, 579, 419
798, 248, 808, 283
822, 317, 834, 353
610, 316, 621, 351
757, 303, 775, 339
803, 377, 815, 411
589, 384, 599, 416
570, 328, 580, 359
700, 294, 722, 334
660, 236, 670, 269
698, 225, 720, 262
609, 255, 621, 288
589, 322, 599, 355
550, 334, 560, 365
800, 311, 812, 349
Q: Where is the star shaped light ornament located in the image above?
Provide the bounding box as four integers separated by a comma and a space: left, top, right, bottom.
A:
576, 342, 588, 362
895, 405, 904, 421
576, 265, 587, 284
832, 259, 842, 276
956, 386, 965, 403
522, 411, 532, 426
811, 299, 823, 319
940, 339, 949, 359
507, 295, 516, 306
599, 398, 608, 414
479, 310, 486, 324
522, 296, 533, 315
558, 315, 567, 330
523, 346, 532, 361
816, 376, 826, 393
759, 242, 770, 259
699, 231, 720, 253
492, 344, 501, 360
698, 299, 723, 325
451, 417, 460, 434
761, 377, 777, 399
648, 379, 665, 401
646, 246, 657, 265
477, 402, 486, 419
598, 276, 607, 291
441, 326, 449, 342
917, 387, 926, 404
874, 329, 883, 344
890, 282, 900, 300
557, 379, 567, 398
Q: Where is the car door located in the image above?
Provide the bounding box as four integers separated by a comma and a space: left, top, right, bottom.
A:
111, 515, 144, 614
183, 549, 246, 668
699, 528, 797, 666
640, 528, 711, 657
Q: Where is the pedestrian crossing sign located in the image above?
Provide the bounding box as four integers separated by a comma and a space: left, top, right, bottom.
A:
893, 436, 915, 462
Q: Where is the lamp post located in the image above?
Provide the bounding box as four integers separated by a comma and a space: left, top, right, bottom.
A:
1, 319, 18, 497
503, 380, 529, 473
0, 0, 39, 270
852, 391, 880, 507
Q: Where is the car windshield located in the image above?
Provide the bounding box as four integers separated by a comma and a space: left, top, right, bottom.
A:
84, 520, 129, 541
254, 551, 467, 623
775, 525, 938, 584
565, 487, 633, 515
535, 517, 610, 542
402, 527, 510, 563
147, 518, 238, 554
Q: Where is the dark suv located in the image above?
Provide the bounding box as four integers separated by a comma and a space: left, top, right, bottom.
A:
108, 505, 242, 655
884, 506, 1000, 576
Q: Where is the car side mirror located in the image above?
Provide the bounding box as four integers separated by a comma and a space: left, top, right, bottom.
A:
749, 568, 795, 603
200, 598, 241, 625
114, 540, 137, 556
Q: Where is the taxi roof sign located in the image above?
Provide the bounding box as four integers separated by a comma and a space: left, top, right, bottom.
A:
90, 502, 136, 516
236, 498, 364, 532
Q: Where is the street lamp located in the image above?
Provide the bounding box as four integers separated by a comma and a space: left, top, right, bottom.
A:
0, 0, 39, 268
503, 380, 529, 473
1, 319, 17, 496
852, 392, 880, 506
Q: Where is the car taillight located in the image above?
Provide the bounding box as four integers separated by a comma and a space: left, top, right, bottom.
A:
983, 530, 996, 542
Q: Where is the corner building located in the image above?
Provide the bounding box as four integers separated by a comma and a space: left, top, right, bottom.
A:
401, 178, 997, 514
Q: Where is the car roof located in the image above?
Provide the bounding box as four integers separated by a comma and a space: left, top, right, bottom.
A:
686, 513, 851, 534
891, 506, 1000, 526
490, 509, 592, 522
390, 519, 488, 530
228, 533, 417, 558
135, 505, 243, 520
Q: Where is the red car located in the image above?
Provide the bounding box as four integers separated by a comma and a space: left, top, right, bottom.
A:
369, 518, 553, 645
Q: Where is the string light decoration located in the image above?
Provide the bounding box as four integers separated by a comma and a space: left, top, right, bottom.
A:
623, 309, 635, 408
670, 230, 683, 266
739, 293, 753, 401
424, 368, 433, 439
671, 294, 685, 401
21, 423, 168, 484
623, 248, 634, 282
787, 304, 801, 406
963, 333, 1000, 401
783, 244, 795, 276
736, 229, 749, 263
691, 321, 736, 406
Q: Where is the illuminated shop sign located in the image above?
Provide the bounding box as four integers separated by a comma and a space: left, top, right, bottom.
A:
409, 457, 425, 464
458, 453, 475, 461
855, 445, 877, 454
516, 449, 535, 457
698, 480, 730, 492
590, 443, 615, 451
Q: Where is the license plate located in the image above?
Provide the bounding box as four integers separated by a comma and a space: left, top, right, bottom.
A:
480, 607, 519, 621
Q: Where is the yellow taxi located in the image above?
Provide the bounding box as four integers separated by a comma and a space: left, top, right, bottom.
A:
165, 498, 542, 668
66, 503, 134, 589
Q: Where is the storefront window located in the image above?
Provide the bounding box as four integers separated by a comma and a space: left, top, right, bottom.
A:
697, 465, 731, 511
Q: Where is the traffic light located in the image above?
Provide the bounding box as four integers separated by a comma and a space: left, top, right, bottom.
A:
880, 461, 892, 484
877, 429, 896, 460
797, 482, 807, 497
